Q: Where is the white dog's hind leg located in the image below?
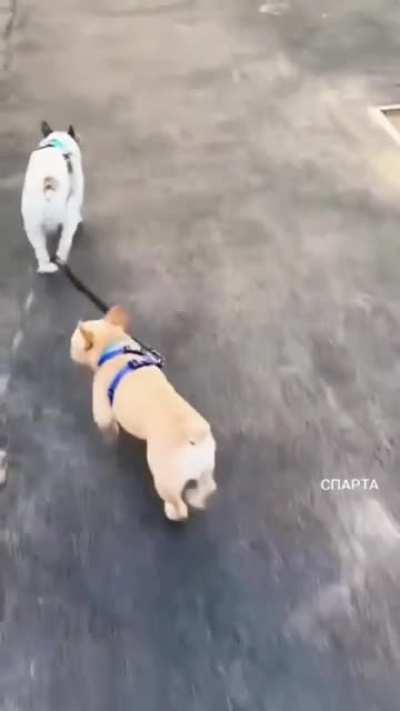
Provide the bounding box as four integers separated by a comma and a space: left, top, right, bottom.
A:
25, 224, 58, 273
56, 201, 81, 264
69, 155, 84, 223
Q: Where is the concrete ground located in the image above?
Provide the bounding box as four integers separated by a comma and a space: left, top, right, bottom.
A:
2, 0, 400, 709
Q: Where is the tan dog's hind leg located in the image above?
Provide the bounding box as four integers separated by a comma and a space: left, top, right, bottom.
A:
92, 375, 119, 442
147, 443, 189, 521
164, 499, 188, 522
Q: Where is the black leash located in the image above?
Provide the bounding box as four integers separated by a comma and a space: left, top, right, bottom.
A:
54, 256, 109, 314
52, 257, 165, 367
53, 256, 164, 363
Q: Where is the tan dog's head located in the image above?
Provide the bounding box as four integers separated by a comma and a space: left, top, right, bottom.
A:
70, 306, 131, 369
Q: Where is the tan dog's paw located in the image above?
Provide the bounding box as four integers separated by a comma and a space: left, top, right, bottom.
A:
164, 501, 188, 522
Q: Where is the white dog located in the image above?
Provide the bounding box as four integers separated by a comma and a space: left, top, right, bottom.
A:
21, 121, 84, 273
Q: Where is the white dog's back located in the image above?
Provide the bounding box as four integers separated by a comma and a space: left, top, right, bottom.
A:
21, 122, 84, 273
22, 149, 71, 231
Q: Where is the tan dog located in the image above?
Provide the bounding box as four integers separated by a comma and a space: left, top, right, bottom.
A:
70, 306, 217, 521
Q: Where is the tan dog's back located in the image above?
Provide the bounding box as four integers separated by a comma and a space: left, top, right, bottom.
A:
70, 307, 217, 521
110, 365, 216, 520
113, 366, 208, 443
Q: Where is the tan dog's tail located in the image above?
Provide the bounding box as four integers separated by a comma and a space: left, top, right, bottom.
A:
181, 430, 217, 509
43, 176, 59, 200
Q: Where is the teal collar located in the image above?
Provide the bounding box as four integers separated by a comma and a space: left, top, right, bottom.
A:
36, 138, 69, 154
47, 138, 68, 152
35, 138, 73, 173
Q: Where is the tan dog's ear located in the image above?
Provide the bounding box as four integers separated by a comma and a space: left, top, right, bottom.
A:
78, 322, 94, 350
105, 305, 130, 331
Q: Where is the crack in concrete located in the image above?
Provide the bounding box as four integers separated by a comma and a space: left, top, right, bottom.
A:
100, 0, 195, 18
0, 0, 18, 488
2, 0, 17, 71
1, 283, 35, 489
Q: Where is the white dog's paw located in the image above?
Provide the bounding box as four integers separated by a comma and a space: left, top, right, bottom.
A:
37, 262, 58, 274
55, 251, 68, 264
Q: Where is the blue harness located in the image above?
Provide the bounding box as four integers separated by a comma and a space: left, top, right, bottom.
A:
98, 343, 164, 406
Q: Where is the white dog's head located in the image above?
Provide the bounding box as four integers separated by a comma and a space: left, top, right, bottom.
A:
40, 120, 81, 157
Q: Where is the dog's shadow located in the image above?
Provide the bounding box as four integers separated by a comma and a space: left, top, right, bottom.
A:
114, 429, 147, 480
111, 429, 166, 523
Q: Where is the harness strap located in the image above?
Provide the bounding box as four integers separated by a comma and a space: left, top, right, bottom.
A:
98, 344, 164, 405
98, 345, 143, 368
107, 361, 159, 405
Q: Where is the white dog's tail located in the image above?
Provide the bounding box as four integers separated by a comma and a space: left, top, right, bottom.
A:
43, 176, 59, 200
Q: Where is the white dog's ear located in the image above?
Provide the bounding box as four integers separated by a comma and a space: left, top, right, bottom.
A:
41, 120, 52, 137
68, 124, 76, 139
105, 305, 130, 331
78, 322, 94, 350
